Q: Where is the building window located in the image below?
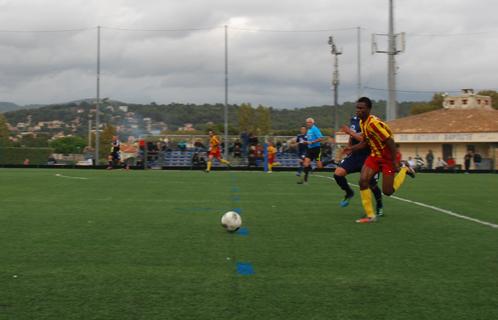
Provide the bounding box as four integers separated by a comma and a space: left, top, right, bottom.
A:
485, 100, 489, 105
477, 99, 481, 104
449, 100, 455, 105
462, 99, 467, 105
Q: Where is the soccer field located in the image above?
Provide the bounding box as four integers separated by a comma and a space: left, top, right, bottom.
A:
1, 169, 497, 320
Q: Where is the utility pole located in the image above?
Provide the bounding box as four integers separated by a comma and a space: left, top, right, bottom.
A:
372, 0, 405, 120
88, 119, 92, 147
357, 26, 362, 99
328, 36, 342, 132
95, 25, 101, 164
224, 25, 229, 160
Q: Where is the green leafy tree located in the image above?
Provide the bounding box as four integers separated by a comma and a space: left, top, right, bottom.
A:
477, 90, 498, 109
0, 113, 11, 146
410, 93, 444, 115
50, 136, 86, 154
238, 103, 254, 133
255, 105, 271, 135
21, 134, 50, 148
99, 124, 116, 159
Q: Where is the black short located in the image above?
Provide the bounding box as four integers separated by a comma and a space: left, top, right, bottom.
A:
305, 147, 321, 161
111, 152, 120, 161
339, 152, 369, 174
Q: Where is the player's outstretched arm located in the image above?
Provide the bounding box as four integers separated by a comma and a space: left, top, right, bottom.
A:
340, 125, 364, 142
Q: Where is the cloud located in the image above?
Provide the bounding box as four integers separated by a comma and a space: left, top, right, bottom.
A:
0, 0, 497, 106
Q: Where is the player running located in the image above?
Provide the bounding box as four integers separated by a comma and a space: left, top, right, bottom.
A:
107, 136, 121, 170
298, 118, 324, 184
334, 116, 384, 215
345, 97, 415, 224
205, 130, 230, 172
266, 142, 280, 173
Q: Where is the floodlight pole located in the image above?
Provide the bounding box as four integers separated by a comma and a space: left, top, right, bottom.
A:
95, 25, 101, 164
371, 0, 405, 120
387, 0, 397, 120
357, 26, 362, 99
224, 25, 229, 159
328, 36, 342, 132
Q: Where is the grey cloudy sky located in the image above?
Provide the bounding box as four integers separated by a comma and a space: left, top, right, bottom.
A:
0, 0, 497, 107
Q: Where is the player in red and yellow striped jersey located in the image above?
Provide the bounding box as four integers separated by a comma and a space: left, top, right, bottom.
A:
267, 142, 280, 173
206, 130, 230, 172
345, 97, 415, 223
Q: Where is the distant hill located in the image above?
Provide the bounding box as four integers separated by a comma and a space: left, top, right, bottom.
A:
3, 99, 416, 136
0, 101, 45, 113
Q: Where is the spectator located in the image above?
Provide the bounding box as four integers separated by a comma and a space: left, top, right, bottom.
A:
23, 158, 30, 166
247, 145, 258, 168
191, 152, 207, 169
426, 150, 434, 170
435, 157, 447, 171
447, 157, 456, 170
177, 141, 187, 151
407, 156, 416, 168
240, 131, 249, 157
248, 133, 258, 147
473, 152, 482, 169
414, 154, 424, 170
464, 151, 472, 173
194, 140, 206, 151
233, 140, 242, 158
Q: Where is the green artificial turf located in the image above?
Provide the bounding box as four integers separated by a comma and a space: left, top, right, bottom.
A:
0, 169, 497, 320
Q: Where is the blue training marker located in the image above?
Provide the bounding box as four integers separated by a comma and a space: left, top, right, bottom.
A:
231, 187, 240, 192
236, 262, 254, 276
231, 195, 240, 202
237, 227, 249, 236
233, 208, 242, 214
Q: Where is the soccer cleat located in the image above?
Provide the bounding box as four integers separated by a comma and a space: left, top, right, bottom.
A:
355, 216, 377, 224
376, 208, 384, 217
296, 172, 301, 177
204, 169, 210, 173
340, 191, 354, 207
267, 171, 273, 174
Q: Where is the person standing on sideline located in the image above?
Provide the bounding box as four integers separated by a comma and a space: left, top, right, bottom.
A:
464, 151, 472, 173
473, 151, 482, 170
426, 150, 434, 170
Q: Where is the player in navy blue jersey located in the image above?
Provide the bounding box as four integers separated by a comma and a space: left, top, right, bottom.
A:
335, 116, 383, 215
293, 126, 308, 176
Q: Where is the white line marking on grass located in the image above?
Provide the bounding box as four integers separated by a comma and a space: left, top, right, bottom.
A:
55, 173, 89, 180
314, 174, 498, 229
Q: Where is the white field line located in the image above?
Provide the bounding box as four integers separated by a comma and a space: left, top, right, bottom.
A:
314, 174, 498, 229
55, 173, 89, 180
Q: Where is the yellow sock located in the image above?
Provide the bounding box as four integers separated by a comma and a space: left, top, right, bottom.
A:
360, 189, 375, 218
273, 162, 280, 166
393, 167, 407, 191
220, 159, 230, 165
207, 161, 212, 171
268, 163, 273, 172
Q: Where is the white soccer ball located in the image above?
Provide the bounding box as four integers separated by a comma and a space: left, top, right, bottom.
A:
221, 211, 242, 232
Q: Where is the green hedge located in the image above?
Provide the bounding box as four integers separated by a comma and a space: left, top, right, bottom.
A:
0, 147, 54, 165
